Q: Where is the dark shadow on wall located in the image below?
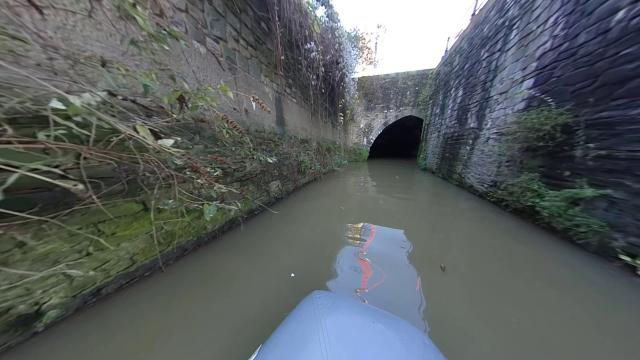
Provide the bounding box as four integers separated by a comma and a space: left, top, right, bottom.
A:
369, 116, 424, 159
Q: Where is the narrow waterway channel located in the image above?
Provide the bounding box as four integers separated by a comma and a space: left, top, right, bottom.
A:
3, 160, 640, 360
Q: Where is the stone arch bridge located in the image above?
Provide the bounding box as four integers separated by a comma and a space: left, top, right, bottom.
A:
350, 69, 432, 157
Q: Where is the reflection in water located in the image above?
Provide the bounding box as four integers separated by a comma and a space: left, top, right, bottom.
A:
327, 223, 428, 332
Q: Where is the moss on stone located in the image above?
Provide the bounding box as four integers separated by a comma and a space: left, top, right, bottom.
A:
346, 145, 369, 162
0, 130, 347, 351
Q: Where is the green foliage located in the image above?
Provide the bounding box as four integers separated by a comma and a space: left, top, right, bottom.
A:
505, 106, 573, 153
296, 153, 314, 174
114, 0, 184, 51
493, 106, 613, 244
292, 141, 347, 174
136, 70, 159, 96
491, 173, 610, 242
346, 145, 369, 162
202, 203, 219, 221
346, 29, 378, 68
268, 0, 367, 123
217, 82, 234, 100
178, 86, 218, 112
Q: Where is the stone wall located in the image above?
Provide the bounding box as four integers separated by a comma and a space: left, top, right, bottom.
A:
420, 0, 640, 254
0, 0, 352, 351
350, 70, 432, 146
0, 0, 344, 141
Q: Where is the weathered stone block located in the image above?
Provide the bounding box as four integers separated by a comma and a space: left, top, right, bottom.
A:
186, 0, 205, 25
227, 26, 239, 41
186, 16, 206, 44
222, 43, 236, 65
240, 23, 252, 42
249, 58, 261, 78
205, 0, 227, 39
206, 36, 222, 55
187, 0, 204, 12
239, 37, 248, 49
226, 11, 240, 30
237, 53, 249, 72
209, 0, 226, 15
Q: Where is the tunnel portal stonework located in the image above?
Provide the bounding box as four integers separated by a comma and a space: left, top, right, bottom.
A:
350, 70, 432, 147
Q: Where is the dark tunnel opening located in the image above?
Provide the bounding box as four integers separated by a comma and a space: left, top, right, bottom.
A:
368, 116, 424, 159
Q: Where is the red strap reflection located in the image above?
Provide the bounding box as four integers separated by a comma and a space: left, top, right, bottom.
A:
358, 224, 386, 294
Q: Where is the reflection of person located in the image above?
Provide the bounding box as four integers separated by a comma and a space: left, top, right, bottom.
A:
327, 223, 428, 332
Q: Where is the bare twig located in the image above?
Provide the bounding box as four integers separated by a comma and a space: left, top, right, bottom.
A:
0, 260, 87, 291
79, 154, 115, 219
0, 208, 113, 249
150, 183, 164, 270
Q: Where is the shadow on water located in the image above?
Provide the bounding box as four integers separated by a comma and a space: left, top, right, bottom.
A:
327, 223, 428, 332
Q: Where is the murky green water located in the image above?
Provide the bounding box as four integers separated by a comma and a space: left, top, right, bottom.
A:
3, 160, 640, 360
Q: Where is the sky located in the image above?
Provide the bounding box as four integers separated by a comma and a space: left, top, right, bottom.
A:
332, 0, 487, 75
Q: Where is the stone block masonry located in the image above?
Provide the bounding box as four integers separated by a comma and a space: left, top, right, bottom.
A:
421, 0, 640, 259
0, 0, 344, 141
351, 70, 432, 146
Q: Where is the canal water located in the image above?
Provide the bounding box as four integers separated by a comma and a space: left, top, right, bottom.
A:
3, 160, 640, 359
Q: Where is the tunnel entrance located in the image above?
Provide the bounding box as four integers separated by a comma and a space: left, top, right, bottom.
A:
368, 116, 424, 159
